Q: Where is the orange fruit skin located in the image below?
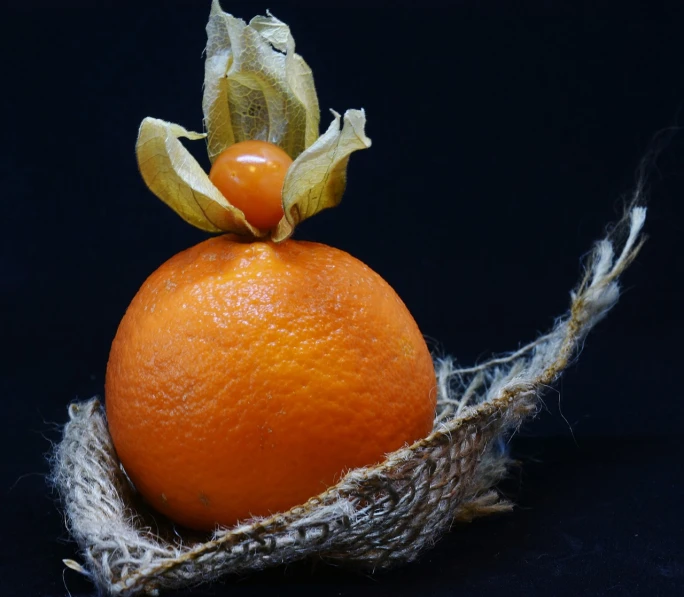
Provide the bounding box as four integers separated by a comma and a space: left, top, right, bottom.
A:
105, 237, 436, 531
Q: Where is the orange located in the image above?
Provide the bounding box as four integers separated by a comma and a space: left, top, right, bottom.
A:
105, 236, 436, 530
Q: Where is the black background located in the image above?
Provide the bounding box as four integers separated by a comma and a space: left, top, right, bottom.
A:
2, 1, 683, 596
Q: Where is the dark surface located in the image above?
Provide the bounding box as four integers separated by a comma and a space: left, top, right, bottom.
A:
1, 1, 683, 596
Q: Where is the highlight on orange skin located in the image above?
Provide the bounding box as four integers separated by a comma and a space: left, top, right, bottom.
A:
208, 140, 293, 230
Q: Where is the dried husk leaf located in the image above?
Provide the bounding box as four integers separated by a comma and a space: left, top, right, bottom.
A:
249, 13, 320, 150
273, 109, 372, 242
202, 0, 319, 164
135, 117, 263, 236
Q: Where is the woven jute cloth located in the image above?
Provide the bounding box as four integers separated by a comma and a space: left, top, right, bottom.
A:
52, 208, 646, 596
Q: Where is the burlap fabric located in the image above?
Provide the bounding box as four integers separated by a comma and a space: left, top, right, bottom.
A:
52, 207, 646, 596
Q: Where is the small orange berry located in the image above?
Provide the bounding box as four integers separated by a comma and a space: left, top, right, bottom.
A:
208, 140, 292, 230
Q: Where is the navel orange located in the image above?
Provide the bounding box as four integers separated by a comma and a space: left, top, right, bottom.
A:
105, 236, 436, 531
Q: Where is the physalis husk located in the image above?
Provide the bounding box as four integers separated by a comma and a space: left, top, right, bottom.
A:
135, 0, 371, 242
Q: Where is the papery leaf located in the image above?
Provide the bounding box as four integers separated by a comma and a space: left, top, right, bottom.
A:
135, 117, 263, 236
249, 13, 320, 149
272, 109, 371, 242
203, 0, 319, 164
